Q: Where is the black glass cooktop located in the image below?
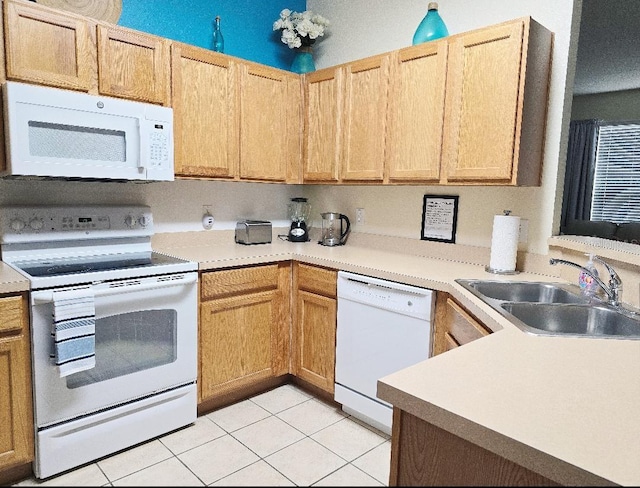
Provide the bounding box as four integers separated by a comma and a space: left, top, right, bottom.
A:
13, 251, 188, 278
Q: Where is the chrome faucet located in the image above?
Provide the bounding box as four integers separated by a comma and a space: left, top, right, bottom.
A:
549, 256, 623, 306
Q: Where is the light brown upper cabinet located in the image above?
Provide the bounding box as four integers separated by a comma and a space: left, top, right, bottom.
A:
441, 17, 552, 185
386, 41, 448, 182
238, 62, 302, 183
340, 54, 390, 182
302, 67, 343, 183
97, 24, 170, 105
3, 0, 95, 91
171, 43, 239, 179
3, 0, 171, 105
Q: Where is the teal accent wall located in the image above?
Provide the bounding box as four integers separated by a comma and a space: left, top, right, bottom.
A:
118, 0, 306, 70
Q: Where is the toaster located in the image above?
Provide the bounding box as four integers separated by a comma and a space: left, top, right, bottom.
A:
235, 220, 272, 245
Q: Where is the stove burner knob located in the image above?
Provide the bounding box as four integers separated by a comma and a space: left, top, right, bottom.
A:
9, 218, 25, 231
29, 218, 44, 231
138, 215, 150, 227
124, 215, 138, 228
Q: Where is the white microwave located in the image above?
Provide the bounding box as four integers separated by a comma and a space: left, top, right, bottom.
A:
1, 81, 174, 181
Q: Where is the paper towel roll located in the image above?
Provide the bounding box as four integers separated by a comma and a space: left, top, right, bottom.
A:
488, 213, 520, 273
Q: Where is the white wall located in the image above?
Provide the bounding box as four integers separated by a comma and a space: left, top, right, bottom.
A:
307, 0, 580, 254
0, 179, 300, 233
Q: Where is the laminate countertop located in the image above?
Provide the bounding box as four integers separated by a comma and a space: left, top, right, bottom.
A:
0, 262, 30, 294
3, 230, 636, 485
151, 230, 640, 486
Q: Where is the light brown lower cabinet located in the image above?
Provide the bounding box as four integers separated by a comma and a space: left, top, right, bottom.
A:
198, 263, 291, 407
389, 408, 559, 486
292, 263, 337, 394
432, 292, 492, 356
0, 293, 33, 478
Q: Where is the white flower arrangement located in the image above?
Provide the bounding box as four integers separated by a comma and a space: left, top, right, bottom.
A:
273, 9, 329, 49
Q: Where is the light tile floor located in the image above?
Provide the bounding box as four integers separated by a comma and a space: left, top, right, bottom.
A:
15, 384, 391, 487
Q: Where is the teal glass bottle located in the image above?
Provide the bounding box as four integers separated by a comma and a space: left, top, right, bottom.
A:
412, 2, 449, 45
213, 15, 224, 52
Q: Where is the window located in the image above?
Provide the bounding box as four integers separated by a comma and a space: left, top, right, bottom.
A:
590, 122, 640, 223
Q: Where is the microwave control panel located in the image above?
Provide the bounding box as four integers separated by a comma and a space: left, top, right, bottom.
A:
149, 125, 171, 167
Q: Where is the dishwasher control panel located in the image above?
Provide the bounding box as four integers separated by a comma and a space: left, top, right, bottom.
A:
337, 271, 433, 319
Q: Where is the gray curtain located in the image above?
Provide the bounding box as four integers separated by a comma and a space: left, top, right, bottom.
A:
560, 119, 600, 232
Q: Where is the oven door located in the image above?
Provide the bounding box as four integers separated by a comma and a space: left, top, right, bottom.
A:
30, 272, 198, 428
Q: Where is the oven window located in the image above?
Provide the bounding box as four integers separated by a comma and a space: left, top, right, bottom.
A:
67, 310, 177, 389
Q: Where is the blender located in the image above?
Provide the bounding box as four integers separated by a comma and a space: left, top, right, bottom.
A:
287, 197, 311, 242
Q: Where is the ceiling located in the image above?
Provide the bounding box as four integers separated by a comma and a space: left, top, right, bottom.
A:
573, 0, 640, 95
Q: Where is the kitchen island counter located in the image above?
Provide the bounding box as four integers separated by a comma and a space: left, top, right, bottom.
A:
152, 229, 640, 486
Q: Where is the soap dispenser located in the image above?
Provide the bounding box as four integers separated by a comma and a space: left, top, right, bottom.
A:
578, 253, 599, 296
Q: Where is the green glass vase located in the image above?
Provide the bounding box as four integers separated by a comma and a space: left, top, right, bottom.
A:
291, 47, 316, 74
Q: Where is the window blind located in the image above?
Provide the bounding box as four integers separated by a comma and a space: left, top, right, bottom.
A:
590, 122, 640, 223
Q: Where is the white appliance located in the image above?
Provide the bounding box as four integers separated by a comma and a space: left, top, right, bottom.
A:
335, 271, 434, 434
0, 205, 197, 479
1, 81, 174, 181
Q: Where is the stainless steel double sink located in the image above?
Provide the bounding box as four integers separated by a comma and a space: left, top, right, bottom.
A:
456, 280, 640, 339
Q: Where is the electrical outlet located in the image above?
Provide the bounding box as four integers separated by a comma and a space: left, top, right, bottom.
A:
519, 219, 529, 244
356, 208, 365, 225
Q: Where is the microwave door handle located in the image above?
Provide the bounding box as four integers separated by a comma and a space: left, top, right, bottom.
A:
136, 119, 145, 174
31, 274, 197, 304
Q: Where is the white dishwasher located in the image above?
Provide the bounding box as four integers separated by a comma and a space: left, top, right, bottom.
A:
335, 271, 434, 434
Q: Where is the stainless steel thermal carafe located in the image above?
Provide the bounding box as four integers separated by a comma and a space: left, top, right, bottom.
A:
320, 212, 351, 246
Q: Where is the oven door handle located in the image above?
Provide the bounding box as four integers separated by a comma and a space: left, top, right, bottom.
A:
31, 273, 198, 304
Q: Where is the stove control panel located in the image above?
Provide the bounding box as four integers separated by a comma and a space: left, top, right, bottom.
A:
0, 205, 154, 243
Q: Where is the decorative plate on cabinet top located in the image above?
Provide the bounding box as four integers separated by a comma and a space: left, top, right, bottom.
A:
34, 0, 122, 24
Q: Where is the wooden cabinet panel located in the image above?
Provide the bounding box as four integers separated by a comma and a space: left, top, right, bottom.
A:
390, 409, 559, 486
303, 67, 342, 182
295, 290, 336, 393
341, 55, 390, 182
386, 42, 447, 182
238, 63, 301, 182
3, 0, 173, 106
442, 18, 552, 185
292, 263, 337, 394
447, 298, 490, 345
443, 21, 523, 182
296, 263, 337, 297
200, 291, 277, 396
201, 264, 279, 300
0, 294, 33, 472
199, 264, 290, 403
172, 43, 238, 178
433, 292, 491, 356
97, 24, 170, 105
4, 0, 95, 91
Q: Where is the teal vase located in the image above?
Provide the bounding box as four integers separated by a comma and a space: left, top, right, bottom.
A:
412, 2, 449, 45
291, 47, 316, 74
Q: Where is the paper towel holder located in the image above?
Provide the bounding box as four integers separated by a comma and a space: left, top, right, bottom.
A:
485, 265, 520, 275
485, 209, 521, 275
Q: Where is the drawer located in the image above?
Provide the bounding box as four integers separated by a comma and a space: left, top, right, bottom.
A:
297, 263, 337, 298
201, 264, 279, 300
444, 332, 460, 352
0, 295, 26, 335
446, 298, 491, 346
